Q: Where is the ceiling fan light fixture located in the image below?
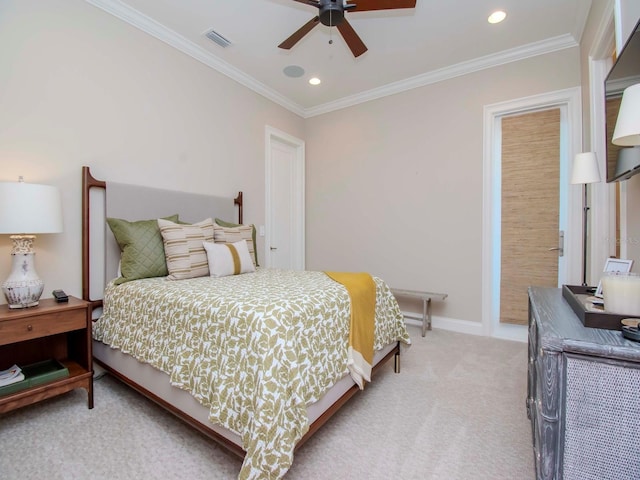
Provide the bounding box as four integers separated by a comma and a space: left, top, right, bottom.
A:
279, 0, 415, 57
319, 1, 345, 26
488, 10, 507, 24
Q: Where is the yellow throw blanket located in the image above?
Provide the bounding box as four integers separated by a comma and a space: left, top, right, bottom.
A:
325, 271, 376, 389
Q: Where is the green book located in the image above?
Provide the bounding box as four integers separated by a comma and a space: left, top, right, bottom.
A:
0, 360, 69, 397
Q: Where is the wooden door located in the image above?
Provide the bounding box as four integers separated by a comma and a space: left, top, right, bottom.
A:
500, 108, 561, 325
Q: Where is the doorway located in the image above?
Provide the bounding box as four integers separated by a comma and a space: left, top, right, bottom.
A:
500, 108, 561, 326
482, 87, 582, 341
265, 126, 305, 270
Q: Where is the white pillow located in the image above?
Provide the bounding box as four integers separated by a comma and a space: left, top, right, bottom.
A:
203, 240, 256, 278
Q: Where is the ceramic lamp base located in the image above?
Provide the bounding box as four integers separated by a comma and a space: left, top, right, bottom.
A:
2, 237, 44, 309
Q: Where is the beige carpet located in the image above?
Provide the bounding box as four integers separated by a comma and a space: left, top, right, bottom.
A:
0, 327, 534, 479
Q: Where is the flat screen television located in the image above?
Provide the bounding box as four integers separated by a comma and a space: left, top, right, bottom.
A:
605, 18, 640, 182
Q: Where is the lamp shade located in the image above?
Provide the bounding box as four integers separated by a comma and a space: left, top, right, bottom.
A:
571, 152, 601, 185
0, 181, 63, 234
612, 83, 640, 146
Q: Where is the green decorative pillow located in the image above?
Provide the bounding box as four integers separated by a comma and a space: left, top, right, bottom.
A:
214, 218, 259, 266
107, 214, 179, 285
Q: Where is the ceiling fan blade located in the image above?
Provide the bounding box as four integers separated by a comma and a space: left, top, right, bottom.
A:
349, 0, 416, 12
279, 16, 320, 49
337, 19, 368, 57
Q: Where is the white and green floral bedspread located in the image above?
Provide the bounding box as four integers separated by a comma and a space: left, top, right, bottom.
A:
94, 268, 410, 479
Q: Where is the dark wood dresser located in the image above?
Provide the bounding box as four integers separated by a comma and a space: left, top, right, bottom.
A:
527, 287, 640, 480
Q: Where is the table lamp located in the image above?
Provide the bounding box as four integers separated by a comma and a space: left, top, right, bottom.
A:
0, 177, 63, 308
571, 152, 601, 286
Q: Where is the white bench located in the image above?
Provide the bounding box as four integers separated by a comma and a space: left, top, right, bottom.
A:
391, 289, 448, 337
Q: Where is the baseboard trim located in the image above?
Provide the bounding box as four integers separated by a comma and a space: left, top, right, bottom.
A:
489, 323, 528, 343
401, 311, 484, 337
401, 311, 527, 342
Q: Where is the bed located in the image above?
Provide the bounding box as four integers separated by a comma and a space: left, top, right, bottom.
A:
81, 166, 411, 479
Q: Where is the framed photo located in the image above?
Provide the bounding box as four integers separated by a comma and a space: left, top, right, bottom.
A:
595, 258, 634, 296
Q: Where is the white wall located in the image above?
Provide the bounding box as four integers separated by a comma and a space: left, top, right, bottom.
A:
615, 0, 640, 51
304, 48, 581, 323
0, 0, 585, 326
0, 0, 304, 303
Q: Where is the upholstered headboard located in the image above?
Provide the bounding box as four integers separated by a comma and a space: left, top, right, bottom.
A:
81, 166, 242, 310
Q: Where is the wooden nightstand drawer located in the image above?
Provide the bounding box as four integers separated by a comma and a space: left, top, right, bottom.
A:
0, 308, 87, 345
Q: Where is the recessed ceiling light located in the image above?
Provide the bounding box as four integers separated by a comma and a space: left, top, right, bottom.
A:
309, 77, 321, 86
488, 10, 506, 24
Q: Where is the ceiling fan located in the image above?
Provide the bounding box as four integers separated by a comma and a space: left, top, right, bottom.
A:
278, 0, 417, 58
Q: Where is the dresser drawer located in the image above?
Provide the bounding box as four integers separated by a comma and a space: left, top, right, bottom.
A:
0, 309, 87, 345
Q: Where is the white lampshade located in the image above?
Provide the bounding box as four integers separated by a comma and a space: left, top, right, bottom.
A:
0, 180, 63, 234
612, 83, 640, 146
571, 152, 601, 185
0, 178, 63, 309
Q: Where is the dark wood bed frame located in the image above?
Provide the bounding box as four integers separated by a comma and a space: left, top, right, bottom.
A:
80, 165, 401, 459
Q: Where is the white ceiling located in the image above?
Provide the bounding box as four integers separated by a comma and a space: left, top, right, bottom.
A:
87, 0, 591, 117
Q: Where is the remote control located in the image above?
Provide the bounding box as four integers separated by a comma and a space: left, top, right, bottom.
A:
52, 289, 69, 303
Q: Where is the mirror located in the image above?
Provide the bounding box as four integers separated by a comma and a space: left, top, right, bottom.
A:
605, 18, 640, 182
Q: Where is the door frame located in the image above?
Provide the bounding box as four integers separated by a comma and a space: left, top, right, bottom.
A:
264, 125, 306, 270
588, 5, 617, 281
482, 87, 582, 341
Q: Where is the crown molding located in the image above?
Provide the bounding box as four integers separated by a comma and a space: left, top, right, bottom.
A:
86, 0, 579, 120
85, 0, 307, 117
305, 34, 579, 117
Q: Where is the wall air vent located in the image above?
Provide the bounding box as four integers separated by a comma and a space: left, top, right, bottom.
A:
205, 29, 232, 48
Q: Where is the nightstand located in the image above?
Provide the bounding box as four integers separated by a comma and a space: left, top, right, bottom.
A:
0, 296, 93, 413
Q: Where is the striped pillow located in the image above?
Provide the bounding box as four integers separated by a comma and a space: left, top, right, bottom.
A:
157, 218, 214, 280
213, 223, 257, 267
214, 218, 259, 267
203, 240, 256, 277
